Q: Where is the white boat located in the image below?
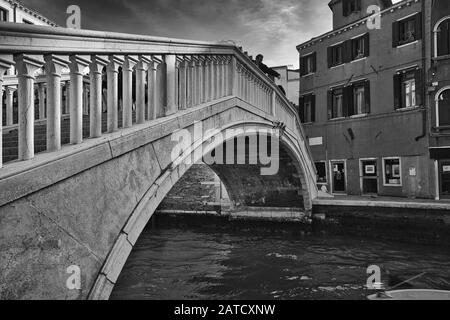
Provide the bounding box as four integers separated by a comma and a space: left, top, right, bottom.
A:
368, 289, 450, 300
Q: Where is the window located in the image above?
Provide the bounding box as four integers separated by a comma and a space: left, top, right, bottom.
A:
327, 81, 370, 119
353, 85, 365, 115
315, 162, 327, 184
328, 44, 344, 67
436, 18, 450, 57
343, 0, 361, 17
331, 88, 344, 119
351, 34, 369, 60
300, 53, 316, 76
383, 158, 402, 186
299, 94, 315, 123
437, 89, 450, 127
0, 7, 8, 22
393, 13, 422, 47
394, 69, 422, 109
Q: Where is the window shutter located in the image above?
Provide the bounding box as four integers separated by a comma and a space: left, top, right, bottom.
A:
312, 52, 317, 72
393, 73, 402, 109
364, 80, 371, 114
344, 85, 353, 117
327, 47, 333, 68
311, 94, 316, 122
327, 90, 333, 120
364, 33, 370, 57
415, 12, 422, 40
392, 21, 400, 47
437, 21, 450, 56
343, 0, 349, 17
300, 57, 306, 76
415, 69, 423, 107
343, 40, 352, 63
299, 96, 305, 122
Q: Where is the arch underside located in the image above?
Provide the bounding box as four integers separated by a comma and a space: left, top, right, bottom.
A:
90, 121, 313, 300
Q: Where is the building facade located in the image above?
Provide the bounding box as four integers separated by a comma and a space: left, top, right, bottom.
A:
297, 0, 450, 199
272, 66, 300, 108
0, 0, 57, 26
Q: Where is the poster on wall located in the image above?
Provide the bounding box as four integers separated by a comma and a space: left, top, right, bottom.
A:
365, 165, 375, 175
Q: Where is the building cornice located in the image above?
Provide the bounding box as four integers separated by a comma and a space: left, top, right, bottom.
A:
297, 0, 420, 52
4, 0, 58, 26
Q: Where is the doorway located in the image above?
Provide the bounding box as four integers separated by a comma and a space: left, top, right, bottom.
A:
360, 159, 378, 195
440, 160, 450, 199
331, 161, 346, 194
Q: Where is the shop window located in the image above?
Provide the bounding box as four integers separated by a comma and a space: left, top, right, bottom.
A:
383, 158, 402, 186
393, 13, 422, 47
315, 162, 327, 184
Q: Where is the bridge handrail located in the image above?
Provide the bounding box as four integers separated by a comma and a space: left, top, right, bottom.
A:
0, 22, 316, 183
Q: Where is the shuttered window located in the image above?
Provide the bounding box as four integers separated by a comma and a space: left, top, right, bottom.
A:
328, 44, 344, 67
392, 12, 422, 47
0, 7, 8, 22
299, 94, 316, 123
343, 0, 362, 17
437, 19, 450, 57
300, 52, 316, 76
393, 69, 423, 110
351, 33, 370, 60
328, 81, 370, 120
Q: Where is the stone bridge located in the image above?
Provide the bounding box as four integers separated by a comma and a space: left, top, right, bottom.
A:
0, 23, 317, 299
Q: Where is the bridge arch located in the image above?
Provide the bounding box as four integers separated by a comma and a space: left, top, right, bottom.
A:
89, 120, 313, 299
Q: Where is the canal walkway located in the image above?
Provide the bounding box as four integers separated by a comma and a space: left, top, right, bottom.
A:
313, 195, 450, 210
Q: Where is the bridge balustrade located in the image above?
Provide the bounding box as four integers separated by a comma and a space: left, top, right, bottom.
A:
0, 23, 315, 184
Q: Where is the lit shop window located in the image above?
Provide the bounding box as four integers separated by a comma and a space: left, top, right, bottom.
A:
383, 158, 402, 186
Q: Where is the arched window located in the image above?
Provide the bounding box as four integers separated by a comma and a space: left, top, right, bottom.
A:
436, 88, 450, 127
434, 17, 450, 57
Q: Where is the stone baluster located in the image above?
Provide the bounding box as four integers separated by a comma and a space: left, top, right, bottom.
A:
0, 57, 12, 167
221, 57, 227, 97
147, 57, 160, 120
271, 90, 276, 116
89, 55, 108, 138
204, 57, 211, 102
69, 55, 89, 144
14, 54, 44, 161
209, 57, 215, 102
122, 56, 138, 128
184, 57, 191, 108
165, 54, 177, 116
38, 83, 46, 120
155, 56, 166, 119
178, 57, 187, 110
5, 86, 15, 126
191, 57, 198, 107
136, 55, 151, 124
217, 58, 223, 98
214, 56, 220, 100
197, 57, 205, 104
44, 55, 69, 151
106, 55, 123, 133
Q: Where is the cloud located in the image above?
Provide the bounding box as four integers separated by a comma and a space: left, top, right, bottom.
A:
21, 0, 332, 68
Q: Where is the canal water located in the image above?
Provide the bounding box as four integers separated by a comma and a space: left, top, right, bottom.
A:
111, 215, 450, 300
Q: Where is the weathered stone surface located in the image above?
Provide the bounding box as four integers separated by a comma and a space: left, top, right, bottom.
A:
0, 98, 316, 300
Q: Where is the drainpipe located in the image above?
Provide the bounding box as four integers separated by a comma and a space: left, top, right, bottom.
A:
415, 0, 428, 142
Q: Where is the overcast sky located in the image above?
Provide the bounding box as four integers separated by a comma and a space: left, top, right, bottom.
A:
21, 0, 402, 68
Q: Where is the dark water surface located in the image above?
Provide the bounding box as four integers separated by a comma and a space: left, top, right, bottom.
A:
111, 215, 450, 300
